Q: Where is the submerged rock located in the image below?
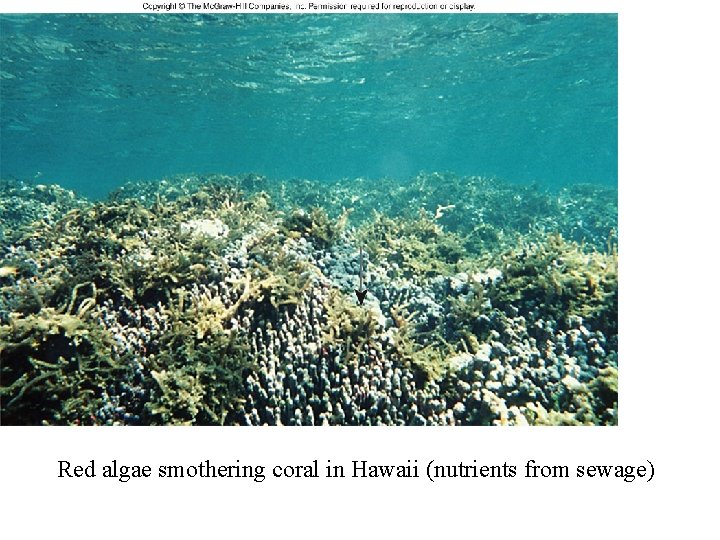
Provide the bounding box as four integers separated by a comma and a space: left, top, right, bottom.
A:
180, 218, 228, 239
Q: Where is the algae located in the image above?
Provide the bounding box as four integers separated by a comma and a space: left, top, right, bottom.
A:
487, 234, 618, 333
0, 173, 618, 426
358, 210, 468, 281
0, 298, 125, 425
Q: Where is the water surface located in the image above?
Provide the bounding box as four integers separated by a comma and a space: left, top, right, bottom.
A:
0, 14, 617, 198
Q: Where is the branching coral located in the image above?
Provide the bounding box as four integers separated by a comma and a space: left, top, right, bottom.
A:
0, 174, 618, 426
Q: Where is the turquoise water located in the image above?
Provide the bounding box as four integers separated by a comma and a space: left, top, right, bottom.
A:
0, 14, 617, 199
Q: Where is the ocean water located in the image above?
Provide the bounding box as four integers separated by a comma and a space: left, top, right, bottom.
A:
0, 13, 618, 426
0, 13, 617, 198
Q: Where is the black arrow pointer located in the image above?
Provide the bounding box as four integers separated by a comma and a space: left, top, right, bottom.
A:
355, 245, 368, 305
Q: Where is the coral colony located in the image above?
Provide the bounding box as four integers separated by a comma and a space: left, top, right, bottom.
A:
0, 173, 617, 425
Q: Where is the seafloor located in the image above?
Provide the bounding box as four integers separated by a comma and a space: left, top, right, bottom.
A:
0, 173, 617, 426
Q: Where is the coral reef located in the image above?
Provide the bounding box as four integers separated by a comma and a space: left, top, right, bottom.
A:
0, 173, 617, 425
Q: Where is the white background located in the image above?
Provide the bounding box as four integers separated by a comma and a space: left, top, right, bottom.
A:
1, 1, 718, 537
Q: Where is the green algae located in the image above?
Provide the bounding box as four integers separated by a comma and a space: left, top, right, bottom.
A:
590, 366, 619, 423
0, 173, 618, 426
399, 341, 451, 386
446, 281, 490, 349
245, 230, 319, 309
323, 288, 376, 350
105, 172, 617, 252
487, 234, 618, 333
522, 366, 618, 426
0, 181, 274, 424
0, 302, 125, 425
147, 367, 205, 425
522, 386, 594, 426
386, 302, 454, 385
144, 329, 252, 425
358, 210, 469, 281
281, 207, 347, 249
134, 279, 258, 425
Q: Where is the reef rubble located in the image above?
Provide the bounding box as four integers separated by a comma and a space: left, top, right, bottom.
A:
0, 173, 617, 425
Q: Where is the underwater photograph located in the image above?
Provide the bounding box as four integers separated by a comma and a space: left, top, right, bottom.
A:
0, 13, 617, 425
